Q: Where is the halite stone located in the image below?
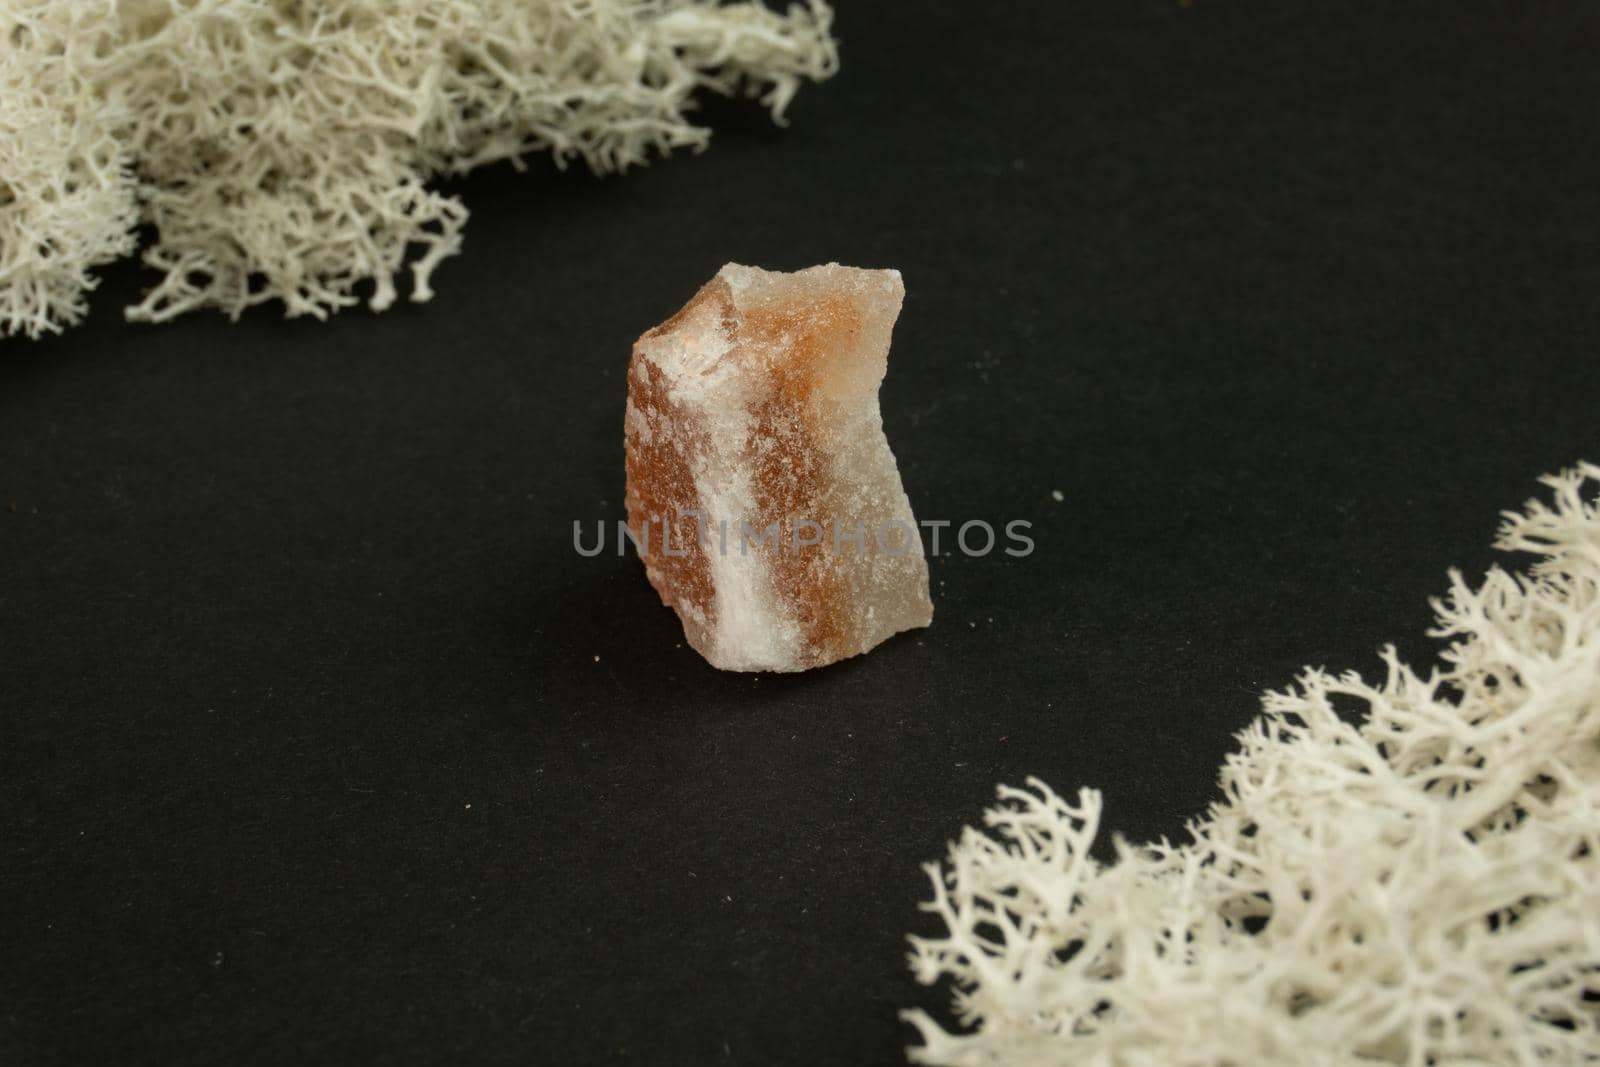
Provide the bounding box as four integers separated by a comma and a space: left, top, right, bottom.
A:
624, 262, 933, 672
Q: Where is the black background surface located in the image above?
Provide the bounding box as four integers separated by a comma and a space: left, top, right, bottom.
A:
4, 2, 1599, 1064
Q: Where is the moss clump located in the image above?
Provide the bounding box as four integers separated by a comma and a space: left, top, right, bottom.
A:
0, 0, 836, 338
908, 464, 1600, 1067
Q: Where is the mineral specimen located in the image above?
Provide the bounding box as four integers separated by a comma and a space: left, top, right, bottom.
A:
624, 263, 933, 672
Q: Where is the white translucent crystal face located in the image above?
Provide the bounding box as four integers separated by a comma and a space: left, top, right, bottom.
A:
624, 262, 933, 672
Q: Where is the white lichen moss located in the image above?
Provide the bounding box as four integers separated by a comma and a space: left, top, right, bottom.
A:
906, 463, 1600, 1066
0, 7, 138, 339
0, 0, 837, 337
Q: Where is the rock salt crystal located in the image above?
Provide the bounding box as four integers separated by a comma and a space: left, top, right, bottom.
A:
624, 263, 933, 672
